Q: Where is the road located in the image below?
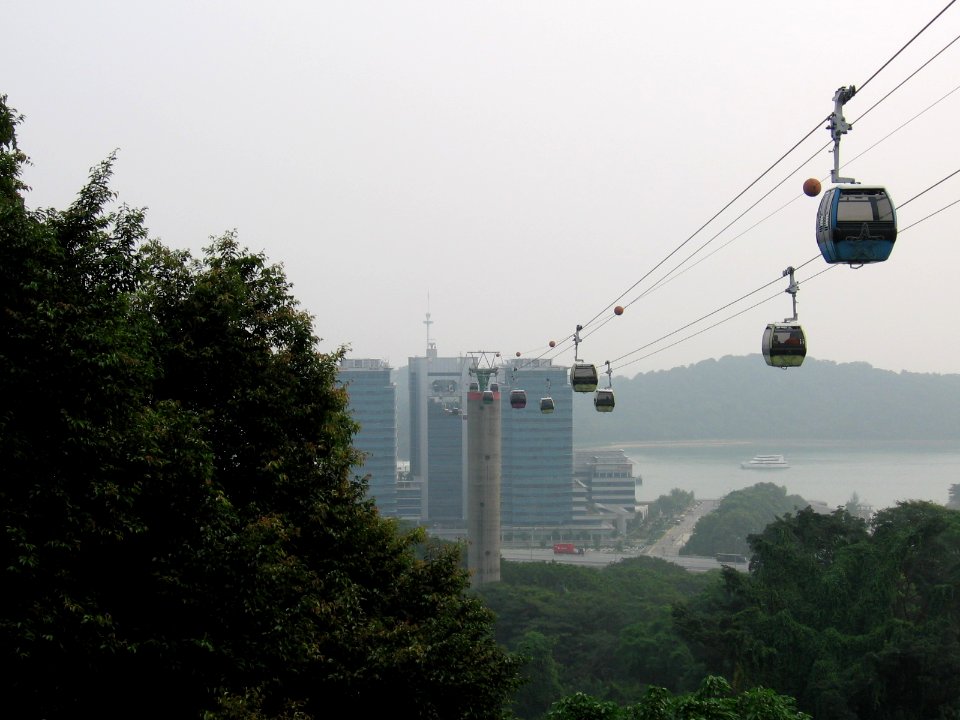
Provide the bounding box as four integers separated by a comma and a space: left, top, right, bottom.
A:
500, 498, 749, 573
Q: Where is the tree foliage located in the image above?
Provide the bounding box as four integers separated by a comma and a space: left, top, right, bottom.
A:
545, 675, 810, 720
480, 557, 713, 714
675, 502, 960, 719
680, 483, 811, 558
0, 96, 521, 719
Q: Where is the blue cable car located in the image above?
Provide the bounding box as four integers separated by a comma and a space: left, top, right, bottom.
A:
816, 185, 897, 265
762, 323, 806, 368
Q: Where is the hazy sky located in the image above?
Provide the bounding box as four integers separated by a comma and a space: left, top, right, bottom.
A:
6, 1, 959, 377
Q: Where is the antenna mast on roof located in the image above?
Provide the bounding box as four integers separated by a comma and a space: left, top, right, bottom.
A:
424, 292, 435, 353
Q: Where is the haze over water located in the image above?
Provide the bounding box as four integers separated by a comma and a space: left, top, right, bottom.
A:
617, 439, 960, 513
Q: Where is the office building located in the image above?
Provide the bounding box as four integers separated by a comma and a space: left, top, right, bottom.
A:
408, 344, 467, 524
338, 358, 398, 517
500, 358, 574, 527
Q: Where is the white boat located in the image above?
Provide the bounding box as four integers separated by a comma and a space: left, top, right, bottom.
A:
741, 454, 789, 470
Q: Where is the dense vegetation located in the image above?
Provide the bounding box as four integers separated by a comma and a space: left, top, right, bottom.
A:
485, 501, 960, 719
0, 96, 522, 718
680, 482, 810, 557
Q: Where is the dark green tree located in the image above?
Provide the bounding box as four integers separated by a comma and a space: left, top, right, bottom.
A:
681, 482, 810, 558
546, 676, 810, 720
675, 502, 960, 719
0, 96, 522, 719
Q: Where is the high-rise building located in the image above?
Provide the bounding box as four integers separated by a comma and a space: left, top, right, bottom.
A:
500, 358, 574, 527
408, 344, 468, 525
338, 358, 398, 516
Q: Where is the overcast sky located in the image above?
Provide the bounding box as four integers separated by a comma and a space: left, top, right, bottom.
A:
6, 1, 959, 377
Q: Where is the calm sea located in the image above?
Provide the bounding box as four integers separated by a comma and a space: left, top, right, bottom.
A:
601, 439, 960, 513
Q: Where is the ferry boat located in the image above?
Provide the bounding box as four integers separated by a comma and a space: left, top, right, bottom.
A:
741, 454, 790, 470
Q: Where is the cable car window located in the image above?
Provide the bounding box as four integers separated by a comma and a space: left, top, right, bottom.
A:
836, 190, 894, 222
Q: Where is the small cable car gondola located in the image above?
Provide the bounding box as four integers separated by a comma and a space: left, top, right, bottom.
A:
509, 389, 527, 409
594, 388, 615, 412
540, 378, 555, 414
762, 267, 806, 368
482, 389, 494, 404
816, 185, 897, 265
569, 324, 599, 392
762, 323, 806, 368
593, 361, 615, 412
570, 363, 598, 392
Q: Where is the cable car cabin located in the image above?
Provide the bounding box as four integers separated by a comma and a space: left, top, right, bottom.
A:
482, 389, 494, 404
593, 388, 615, 412
816, 185, 897, 264
762, 323, 806, 368
570, 363, 599, 392
509, 389, 527, 409
539, 396, 555, 414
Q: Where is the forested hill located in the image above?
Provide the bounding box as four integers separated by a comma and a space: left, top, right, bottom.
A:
391, 355, 960, 457
573, 354, 960, 445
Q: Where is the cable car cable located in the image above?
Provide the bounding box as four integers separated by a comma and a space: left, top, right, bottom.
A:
853, 0, 957, 97
529, 5, 957, 371
608, 257, 824, 369
622, 57, 959, 315
606, 190, 960, 374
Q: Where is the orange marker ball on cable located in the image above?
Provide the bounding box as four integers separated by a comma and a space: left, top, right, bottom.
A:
614, 305, 624, 316
548, 340, 556, 348
803, 178, 822, 197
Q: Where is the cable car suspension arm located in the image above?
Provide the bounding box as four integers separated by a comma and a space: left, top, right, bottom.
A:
828, 86, 857, 184
782, 266, 800, 323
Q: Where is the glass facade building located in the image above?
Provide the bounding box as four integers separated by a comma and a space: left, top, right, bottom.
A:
408, 348, 467, 524
500, 359, 574, 527
338, 358, 398, 517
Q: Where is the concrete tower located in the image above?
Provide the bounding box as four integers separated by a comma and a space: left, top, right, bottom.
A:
466, 352, 501, 587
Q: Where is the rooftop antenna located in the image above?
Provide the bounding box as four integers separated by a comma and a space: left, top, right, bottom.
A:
424, 292, 435, 353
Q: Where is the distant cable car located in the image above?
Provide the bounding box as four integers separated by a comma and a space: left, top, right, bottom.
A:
509, 389, 526, 409
570, 363, 598, 392
482, 389, 494, 404
540, 377, 555, 414
763, 267, 806, 369
489, 382, 499, 392
594, 361, 615, 412
594, 388, 615, 412
762, 322, 806, 368
816, 185, 897, 265
569, 324, 598, 392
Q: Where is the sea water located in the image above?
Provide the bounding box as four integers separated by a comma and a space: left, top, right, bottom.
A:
611, 439, 960, 513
